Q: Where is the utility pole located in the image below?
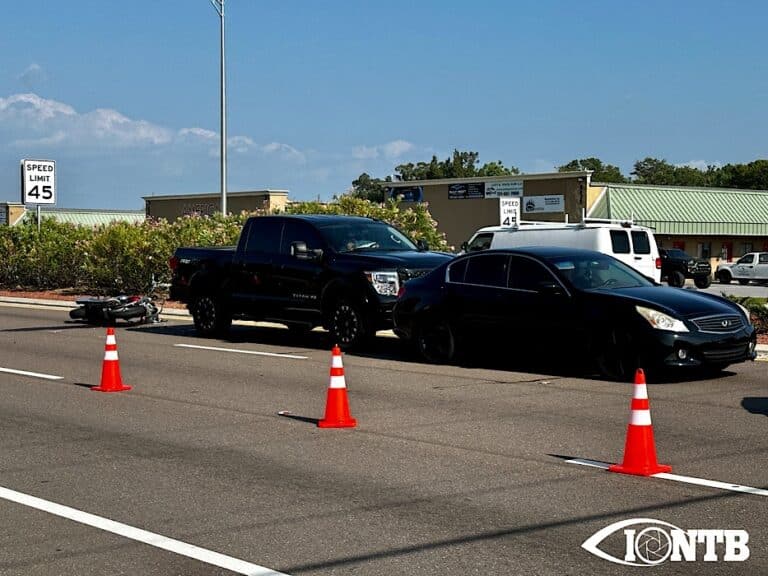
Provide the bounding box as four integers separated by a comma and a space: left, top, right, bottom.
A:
210, 0, 227, 215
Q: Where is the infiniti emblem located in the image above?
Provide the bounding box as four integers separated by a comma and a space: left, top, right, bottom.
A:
721, 320, 730, 327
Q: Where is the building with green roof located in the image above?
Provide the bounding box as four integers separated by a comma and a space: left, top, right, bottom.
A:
588, 183, 768, 263
1, 203, 145, 227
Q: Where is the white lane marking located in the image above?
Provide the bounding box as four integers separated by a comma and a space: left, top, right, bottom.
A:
0, 366, 63, 381
0, 485, 290, 576
174, 343, 307, 360
566, 458, 768, 497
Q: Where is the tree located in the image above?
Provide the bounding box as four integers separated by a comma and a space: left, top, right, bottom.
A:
394, 150, 518, 181
557, 158, 628, 183
714, 160, 768, 190
631, 157, 678, 185
350, 172, 389, 203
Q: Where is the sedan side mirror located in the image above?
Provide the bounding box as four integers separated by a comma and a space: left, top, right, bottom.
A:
416, 239, 429, 251
538, 281, 566, 296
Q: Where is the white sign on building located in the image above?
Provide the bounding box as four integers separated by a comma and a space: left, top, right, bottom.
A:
499, 197, 521, 227
523, 195, 564, 213
485, 180, 523, 198
21, 159, 56, 205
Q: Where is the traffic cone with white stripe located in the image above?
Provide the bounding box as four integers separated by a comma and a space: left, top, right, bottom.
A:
318, 345, 356, 428
609, 368, 670, 476
92, 327, 131, 392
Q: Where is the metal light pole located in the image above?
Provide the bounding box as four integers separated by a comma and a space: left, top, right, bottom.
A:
210, 0, 227, 214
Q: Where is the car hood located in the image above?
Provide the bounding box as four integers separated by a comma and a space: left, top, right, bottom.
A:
592, 286, 739, 318
337, 250, 454, 269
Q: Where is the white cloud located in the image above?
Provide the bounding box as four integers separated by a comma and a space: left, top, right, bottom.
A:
178, 127, 218, 141
0, 93, 172, 147
260, 142, 306, 162
381, 139, 414, 159
0, 93, 75, 121
676, 159, 720, 171
352, 139, 415, 161
352, 145, 379, 160
18, 64, 47, 90
229, 136, 254, 153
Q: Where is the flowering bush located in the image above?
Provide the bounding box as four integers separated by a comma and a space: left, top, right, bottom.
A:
0, 198, 450, 293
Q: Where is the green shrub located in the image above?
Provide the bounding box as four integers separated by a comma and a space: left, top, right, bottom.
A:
725, 295, 768, 334
0, 197, 448, 293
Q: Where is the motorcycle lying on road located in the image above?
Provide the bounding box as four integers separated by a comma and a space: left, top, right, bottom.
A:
69, 278, 166, 325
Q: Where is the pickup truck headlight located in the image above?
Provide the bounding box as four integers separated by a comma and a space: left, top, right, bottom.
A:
365, 270, 400, 296
636, 305, 689, 332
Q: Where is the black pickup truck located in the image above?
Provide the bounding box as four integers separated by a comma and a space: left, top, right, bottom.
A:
659, 247, 712, 288
169, 215, 453, 348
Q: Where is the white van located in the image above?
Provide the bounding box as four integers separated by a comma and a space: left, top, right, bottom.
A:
462, 219, 662, 282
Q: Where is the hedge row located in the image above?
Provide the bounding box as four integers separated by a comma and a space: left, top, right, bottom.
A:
0, 198, 450, 294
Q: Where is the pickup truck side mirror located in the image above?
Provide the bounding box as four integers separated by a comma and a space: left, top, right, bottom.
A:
460, 241, 468, 252
416, 239, 429, 251
291, 241, 322, 261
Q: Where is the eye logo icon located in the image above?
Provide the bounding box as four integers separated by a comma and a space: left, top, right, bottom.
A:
582, 518, 681, 566
582, 518, 750, 566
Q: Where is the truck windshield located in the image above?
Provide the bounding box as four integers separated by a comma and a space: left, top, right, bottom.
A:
318, 221, 418, 252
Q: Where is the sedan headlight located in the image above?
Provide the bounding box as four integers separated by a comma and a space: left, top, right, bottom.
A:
365, 270, 399, 296
735, 302, 752, 324
636, 305, 689, 332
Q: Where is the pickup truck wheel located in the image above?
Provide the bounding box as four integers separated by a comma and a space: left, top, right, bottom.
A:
667, 270, 685, 287
718, 271, 732, 284
191, 295, 231, 337
329, 298, 370, 350
693, 275, 712, 289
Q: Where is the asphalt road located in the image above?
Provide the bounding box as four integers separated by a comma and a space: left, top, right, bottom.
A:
0, 304, 766, 575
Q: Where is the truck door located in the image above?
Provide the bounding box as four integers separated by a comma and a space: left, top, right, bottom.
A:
629, 230, 658, 282
272, 220, 325, 324
733, 253, 756, 281
756, 253, 768, 281
231, 218, 283, 315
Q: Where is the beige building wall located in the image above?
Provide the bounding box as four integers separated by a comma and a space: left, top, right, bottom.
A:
144, 191, 289, 220
389, 172, 590, 248
0, 203, 28, 226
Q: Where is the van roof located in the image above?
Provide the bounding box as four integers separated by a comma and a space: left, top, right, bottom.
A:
473, 221, 653, 234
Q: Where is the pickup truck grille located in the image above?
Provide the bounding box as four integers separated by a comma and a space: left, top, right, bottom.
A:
688, 261, 712, 274
398, 268, 432, 282
692, 314, 745, 333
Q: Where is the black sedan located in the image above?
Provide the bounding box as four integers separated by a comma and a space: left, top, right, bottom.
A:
393, 247, 757, 380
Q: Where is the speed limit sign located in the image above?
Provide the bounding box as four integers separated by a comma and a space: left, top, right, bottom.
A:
499, 197, 520, 227
21, 159, 56, 205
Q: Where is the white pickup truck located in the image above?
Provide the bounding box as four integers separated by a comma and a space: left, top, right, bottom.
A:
716, 252, 768, 284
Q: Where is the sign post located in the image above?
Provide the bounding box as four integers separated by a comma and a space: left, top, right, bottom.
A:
20, 159, 56, 231
499, 197, 520, 228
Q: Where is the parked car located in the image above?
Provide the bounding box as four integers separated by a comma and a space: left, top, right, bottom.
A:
169, 215, 453, 348
659, 248, 712, 288
393, 247, 756, 380
716, 252, 768, 285
461, 219, 662, 282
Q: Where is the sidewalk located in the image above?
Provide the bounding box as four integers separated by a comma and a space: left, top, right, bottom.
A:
0, 294, 766, 356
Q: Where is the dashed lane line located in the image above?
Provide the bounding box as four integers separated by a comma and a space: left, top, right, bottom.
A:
566, 458, 768, 497
174, 343, 308, 360
0, 366, 63, 381
0, 485, 290, 576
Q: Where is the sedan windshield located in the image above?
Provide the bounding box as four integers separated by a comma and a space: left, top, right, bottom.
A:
319, 222, 418, 252
546, 253, 656, 290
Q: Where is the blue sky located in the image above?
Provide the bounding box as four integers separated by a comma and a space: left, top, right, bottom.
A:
1, 0, 767, 210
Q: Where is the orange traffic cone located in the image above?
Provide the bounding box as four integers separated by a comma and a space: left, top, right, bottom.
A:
92, 327, 131, 393
609, 368, 670, 476
318, 345, 356, 428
